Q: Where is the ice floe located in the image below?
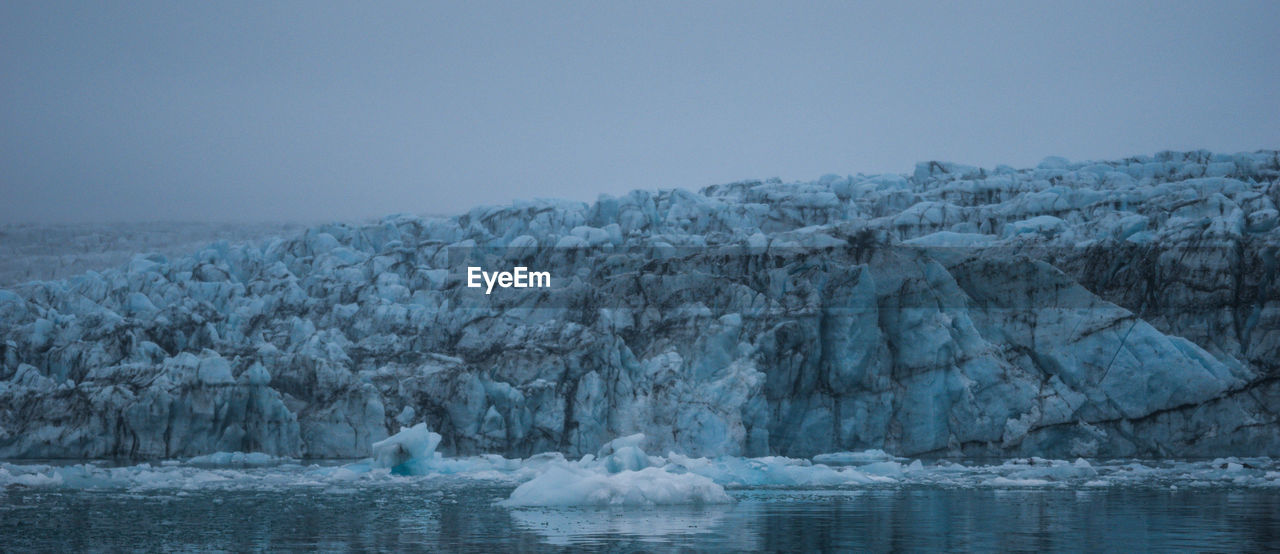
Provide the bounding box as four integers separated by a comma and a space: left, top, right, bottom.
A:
4, 430, 1279, 504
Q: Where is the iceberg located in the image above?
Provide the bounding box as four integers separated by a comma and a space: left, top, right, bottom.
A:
500, 465, 732, 507
371, 423, 443, 474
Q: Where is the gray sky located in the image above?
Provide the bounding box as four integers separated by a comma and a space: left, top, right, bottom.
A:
2, 0, 1278, 224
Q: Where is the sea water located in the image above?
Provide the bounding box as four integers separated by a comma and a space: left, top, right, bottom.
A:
3, 457, 1279, 551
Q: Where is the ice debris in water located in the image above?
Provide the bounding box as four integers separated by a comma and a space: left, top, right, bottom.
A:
185, 451, 294, 467
812, 450, 905, 464
3, 431, 1280, 499
500, 466, 732, 507
502, 434, 731, 506
371, 423, 443, 474
496, 434, 915, 505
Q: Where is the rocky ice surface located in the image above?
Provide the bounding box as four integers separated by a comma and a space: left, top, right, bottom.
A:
1, 150, 1278, 461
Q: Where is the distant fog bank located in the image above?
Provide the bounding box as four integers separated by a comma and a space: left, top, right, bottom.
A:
0, 222, 306, 287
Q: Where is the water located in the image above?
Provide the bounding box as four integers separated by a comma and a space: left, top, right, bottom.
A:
4, 482, 1279, 551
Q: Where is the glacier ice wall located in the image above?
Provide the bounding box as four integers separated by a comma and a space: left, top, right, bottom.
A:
1, 150, 1278, 459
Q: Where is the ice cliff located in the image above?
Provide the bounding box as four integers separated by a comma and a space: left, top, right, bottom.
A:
1, 150, 1278, 460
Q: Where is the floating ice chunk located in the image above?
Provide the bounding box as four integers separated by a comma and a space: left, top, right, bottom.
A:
371, 423, 442, 474
597, 433, 657, 473
986, 476, 1052, 486
666, 454, 884, 486
4, 455, 1280, 492
0, 465, 63, 487
1001, 458, 1098, 481
812, 450, 904, 464
186, 451, 290, 466
858, 461, 907, 478
500, 465, 732, 506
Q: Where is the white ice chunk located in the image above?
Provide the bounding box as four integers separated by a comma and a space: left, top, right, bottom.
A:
371, 423, 443, 472
500, 465, 732, 506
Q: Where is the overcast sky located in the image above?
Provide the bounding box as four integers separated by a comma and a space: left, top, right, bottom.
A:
2, 1, 1278, 224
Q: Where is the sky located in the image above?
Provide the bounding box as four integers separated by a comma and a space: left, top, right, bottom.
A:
2, 1, 1278, 224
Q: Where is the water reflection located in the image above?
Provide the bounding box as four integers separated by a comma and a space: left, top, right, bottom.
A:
508, 505, 737, 547
725, 488, 1280, 552
3, 484, 1278, 551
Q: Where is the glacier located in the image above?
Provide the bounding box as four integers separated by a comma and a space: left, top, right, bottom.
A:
1, 150, 1278, 461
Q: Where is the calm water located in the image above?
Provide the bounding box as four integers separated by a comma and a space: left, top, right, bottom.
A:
3, 483, 1278, 552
